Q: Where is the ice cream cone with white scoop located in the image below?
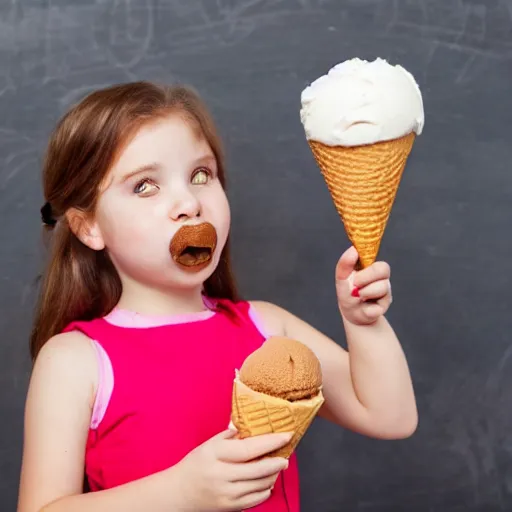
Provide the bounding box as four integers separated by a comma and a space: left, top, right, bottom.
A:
300, 58, 424, 268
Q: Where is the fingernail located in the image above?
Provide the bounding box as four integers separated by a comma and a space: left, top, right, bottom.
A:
351, 286, 360, 298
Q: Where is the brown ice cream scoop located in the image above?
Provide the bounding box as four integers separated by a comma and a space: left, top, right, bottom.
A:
239, 336, 322, 401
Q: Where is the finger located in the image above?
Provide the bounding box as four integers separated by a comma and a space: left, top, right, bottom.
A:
358, 280, 391, 301
213, 428, 239, 441
227, 457, 289, 482
217, 432, 293, 463
353, 261, 390, 288
231, 472, 281, 498
237, 488, 273, 509
361, 302, 387, 321
335, 246, 359, 281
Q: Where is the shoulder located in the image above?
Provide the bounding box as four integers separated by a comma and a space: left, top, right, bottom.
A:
248, 300, 288, 337
20, 332, 98, 509
35, 330, 97, 369
31, 331, 98, 409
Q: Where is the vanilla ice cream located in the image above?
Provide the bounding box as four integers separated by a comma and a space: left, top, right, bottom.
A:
300, 58, 424, 147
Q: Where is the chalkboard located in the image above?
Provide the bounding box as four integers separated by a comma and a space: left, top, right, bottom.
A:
2, 1, 512, 511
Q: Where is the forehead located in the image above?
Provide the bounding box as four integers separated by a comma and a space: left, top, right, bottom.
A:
111, 114, 213, 174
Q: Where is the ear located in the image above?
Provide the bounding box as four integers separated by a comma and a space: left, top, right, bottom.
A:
66, 208, 105, 251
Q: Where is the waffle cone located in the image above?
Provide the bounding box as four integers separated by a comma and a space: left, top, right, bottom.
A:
230, 371, 324, 459
308, 132, 416, 268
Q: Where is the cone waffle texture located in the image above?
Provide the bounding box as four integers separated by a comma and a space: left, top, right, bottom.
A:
231, 371, 324, 459
308, 132, 416, 268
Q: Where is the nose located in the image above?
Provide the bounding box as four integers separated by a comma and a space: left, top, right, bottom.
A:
169, 188, 201, 221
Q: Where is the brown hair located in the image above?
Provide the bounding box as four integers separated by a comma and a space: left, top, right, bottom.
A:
30, 81, 241, 361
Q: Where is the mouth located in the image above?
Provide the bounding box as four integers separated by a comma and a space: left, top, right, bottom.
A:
176, 245, 213, 266
169, 222, 218, 272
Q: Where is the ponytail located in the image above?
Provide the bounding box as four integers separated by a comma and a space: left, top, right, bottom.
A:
30, 221, 121, 361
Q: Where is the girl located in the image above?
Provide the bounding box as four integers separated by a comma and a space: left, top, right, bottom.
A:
17, 82, 417, 512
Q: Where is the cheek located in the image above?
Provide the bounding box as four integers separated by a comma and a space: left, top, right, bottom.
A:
100, 218, 133, 249
213, 194, 231, 244
96, 201, 152, 249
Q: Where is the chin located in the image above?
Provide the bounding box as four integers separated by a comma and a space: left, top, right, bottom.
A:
169, 259, 219, 289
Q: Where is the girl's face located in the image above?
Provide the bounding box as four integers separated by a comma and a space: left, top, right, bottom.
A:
87, 114, 231, 293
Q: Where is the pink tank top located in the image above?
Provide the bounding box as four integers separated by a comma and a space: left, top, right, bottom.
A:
63, 297, 300, 511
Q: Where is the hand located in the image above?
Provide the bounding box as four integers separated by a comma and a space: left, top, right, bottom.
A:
335, 246, 392, 326
175, 429, 292, 511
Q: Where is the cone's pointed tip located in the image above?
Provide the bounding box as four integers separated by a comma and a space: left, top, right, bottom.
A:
354, 251, 378, 269
350, 240, 381, 268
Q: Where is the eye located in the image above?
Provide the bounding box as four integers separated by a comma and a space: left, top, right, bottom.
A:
191, 168, 210, 185
134, 178, 159, 197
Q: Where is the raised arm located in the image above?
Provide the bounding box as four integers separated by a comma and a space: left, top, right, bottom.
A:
248, 248, 417, 440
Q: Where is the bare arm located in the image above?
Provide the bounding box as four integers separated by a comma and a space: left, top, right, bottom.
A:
17, 332, 185, 512
250, 300, 417, 440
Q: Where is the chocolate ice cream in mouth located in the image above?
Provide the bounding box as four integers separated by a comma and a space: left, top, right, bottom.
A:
169, 222, 217, 272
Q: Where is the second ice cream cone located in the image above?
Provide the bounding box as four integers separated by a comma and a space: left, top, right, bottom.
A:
308, 132, 416, 268
231, 371, 325, 459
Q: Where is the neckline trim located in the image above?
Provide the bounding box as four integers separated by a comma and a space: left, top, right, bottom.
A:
104, 296, 217, 328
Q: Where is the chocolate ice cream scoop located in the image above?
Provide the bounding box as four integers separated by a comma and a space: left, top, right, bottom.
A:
239, 336, 322, 401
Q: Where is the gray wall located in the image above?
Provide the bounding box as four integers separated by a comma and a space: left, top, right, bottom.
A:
2, 1, 512, 511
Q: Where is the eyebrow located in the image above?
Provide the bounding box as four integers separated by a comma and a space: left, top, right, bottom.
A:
120, 162, 161, 182
193, 154, 216, 166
